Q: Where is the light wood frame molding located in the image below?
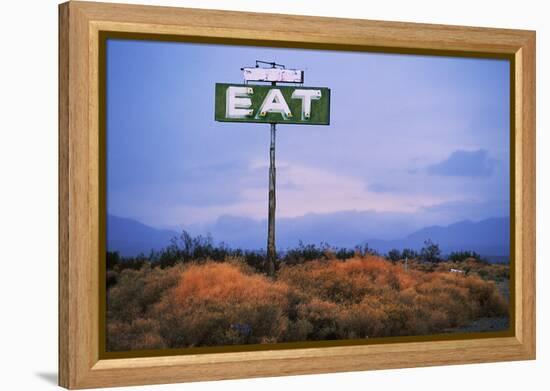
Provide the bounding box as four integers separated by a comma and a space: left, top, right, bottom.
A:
58, 1, 536, 389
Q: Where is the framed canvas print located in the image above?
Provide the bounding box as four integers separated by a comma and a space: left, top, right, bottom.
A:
58, 1, 536, 389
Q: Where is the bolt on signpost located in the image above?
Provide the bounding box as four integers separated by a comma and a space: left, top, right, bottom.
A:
215, 61, 331, 276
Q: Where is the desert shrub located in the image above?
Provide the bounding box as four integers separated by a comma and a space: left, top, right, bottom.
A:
106, 264, 183, 351
106, 254, 510, 350
107, 318, 165, 351
447, 250, 487, 263
462, 277, 508, 317
387, 249, 401, 263
112, 232, 269, 273
294, 298, 341, 340
113, 232, 388, 273
414, 272, 507, 324
279, 256, 507, 338
434, 258, 510, 282
280, 257, 372, 304
401, 248, 418, 259
281, 242, 358, 265
154, 261, 289, 347
106, 270, 118, 289
107, 264, 182, 322
279, 256, 411, 304
339, 299, 389, 338
354, 243, 379, 257
420, 239, 442, 263
282, 241, 330, 265
106, 251, 120, 270
380, 301, 417, 335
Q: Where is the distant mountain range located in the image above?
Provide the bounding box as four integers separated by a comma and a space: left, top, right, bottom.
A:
107, 215, 177, 257
107, 214, 510, 262
364, 217, 510, 261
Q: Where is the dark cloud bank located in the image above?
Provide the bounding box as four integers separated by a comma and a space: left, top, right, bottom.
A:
426, 149, 497, 177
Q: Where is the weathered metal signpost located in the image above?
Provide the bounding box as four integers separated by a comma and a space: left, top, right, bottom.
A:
215, 61, 330, 276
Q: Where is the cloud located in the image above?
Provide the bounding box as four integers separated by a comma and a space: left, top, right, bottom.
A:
426, 149, 497, 177
367, 183, 399, 193
421, 199, 509, 221
244, 160, 447, 219
141, 159, 453, 228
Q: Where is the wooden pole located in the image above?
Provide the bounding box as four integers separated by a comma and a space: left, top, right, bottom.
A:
267, 121, 276, 276
266, 77, 277, 277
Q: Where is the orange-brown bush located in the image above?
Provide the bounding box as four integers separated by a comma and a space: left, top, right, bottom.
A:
278, 256, 507, 339
106, 263, 184, 350
107, 256, 509, 351
153, 261, 289, 347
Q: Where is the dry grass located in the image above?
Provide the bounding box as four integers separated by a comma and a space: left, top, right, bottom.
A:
107, 256, 509, 351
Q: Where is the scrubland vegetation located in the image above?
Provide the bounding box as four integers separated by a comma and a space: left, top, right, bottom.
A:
106, 235, 509, 351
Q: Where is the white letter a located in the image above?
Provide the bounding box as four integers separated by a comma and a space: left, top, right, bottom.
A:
258, 89, 292, 119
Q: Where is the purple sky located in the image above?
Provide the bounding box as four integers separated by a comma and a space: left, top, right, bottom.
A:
106, 39, 510, 242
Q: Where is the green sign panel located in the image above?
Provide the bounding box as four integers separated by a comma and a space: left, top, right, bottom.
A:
215, 83, 330, 125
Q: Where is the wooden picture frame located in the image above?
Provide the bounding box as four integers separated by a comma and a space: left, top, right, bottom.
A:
59, 1, 536, 389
